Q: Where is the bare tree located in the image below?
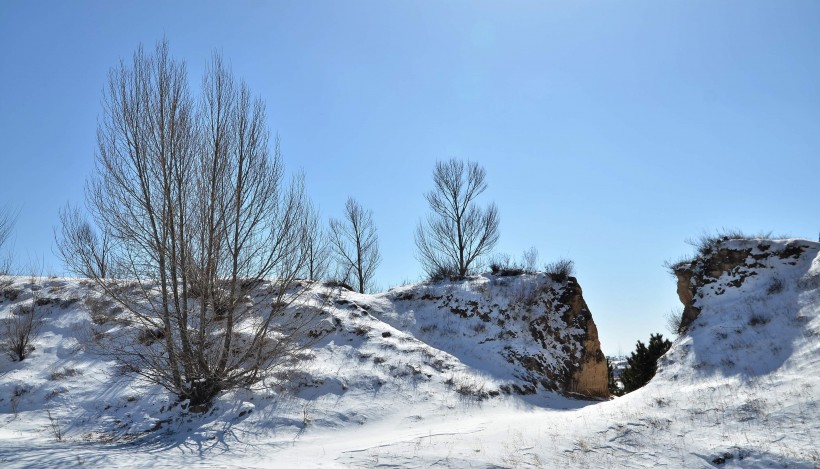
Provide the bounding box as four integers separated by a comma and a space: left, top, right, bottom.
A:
55, 203, 111, 278
65, 40, 319, 407
329, 198, 381, 293
0, 204, 18, 274
301, 197, 331, 282
0, 204, 15, 248
415, 159, 500, 278
522, 246, 538, 273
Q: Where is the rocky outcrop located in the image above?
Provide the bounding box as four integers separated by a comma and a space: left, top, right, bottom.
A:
494, 275, 608, 398
557, 278, 608, 397
386, 272, 609, 399
672, 238, 812, 331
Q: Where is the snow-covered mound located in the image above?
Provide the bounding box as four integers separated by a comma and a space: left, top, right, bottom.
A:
0, 272, 604, 465
375, 273, 607, 397
0, 240, 817, 468
649, 237, 820, 466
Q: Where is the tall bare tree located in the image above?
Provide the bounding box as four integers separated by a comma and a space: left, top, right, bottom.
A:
64, 40, 317, 407
329, 198, 381, 293
55, 203, 111, 278
0, 204, 18, 274
415, 159, 499, 278
301, 198, 331, 282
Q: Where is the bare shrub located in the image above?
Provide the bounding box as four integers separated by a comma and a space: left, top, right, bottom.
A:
46, 406, 64, 441
49, 367, 82, 381
521, 246, 539, 273
665, 308, 684, 336
2, 286, 21, 301
767, 277, 784, 295
489, 253, 524, 277
544, 258, 575, 282
428, 265, 460, 282
10, 385, 29, 416
663, 256, 693, 278
323, 279, 354, 291
445, 372, 496, 401
2, 303, 42, 361
84, 295, 116, 325
352, 325, 371, 336
748, 313, 770, 327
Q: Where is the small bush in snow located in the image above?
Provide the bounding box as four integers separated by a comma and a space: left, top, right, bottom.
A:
767, 277, 784, 295
489, 253, 520, 276
46, 407, 64, 441
521, 247, 539, 273
665, 308, 684, 336
490, 248, 541, 277
2, 286, 21, 301
10, 384, 29, 415
427, 265, 460, 282
748, 313, 770, 327
490, 265, 524, 277
324, 279, 354, 291
544, 258, 575, 282
2, 303, 42, 361
49, 367, 82, 381
84, 295, 115, 325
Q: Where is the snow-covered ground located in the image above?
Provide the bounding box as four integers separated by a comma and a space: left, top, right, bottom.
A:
1, 240, 818, 467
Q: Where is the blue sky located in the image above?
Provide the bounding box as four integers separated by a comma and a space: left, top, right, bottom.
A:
1, 1, 818, 355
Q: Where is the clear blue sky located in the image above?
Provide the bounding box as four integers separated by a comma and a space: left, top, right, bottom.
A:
1, 1, 818, 355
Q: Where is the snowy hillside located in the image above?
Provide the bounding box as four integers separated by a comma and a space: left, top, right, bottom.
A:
376, 273, 607, 397
0, 240, 818, 468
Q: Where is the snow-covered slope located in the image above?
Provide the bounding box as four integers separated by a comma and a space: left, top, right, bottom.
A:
374, 273, 607, 397
0, 240, 818, 468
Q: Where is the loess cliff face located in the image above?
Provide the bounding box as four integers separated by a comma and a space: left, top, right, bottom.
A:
672, 238, 817, 332
381, 273, 609, 398
558, 278, 609, 397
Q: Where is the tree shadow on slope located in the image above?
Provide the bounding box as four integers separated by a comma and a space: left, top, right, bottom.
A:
101, 395, 306, 461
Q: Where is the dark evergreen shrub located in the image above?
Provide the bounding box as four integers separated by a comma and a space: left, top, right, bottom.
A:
620, 333, 672, 393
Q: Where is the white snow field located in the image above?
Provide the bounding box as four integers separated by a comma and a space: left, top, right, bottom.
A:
0, 239, 818, 468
